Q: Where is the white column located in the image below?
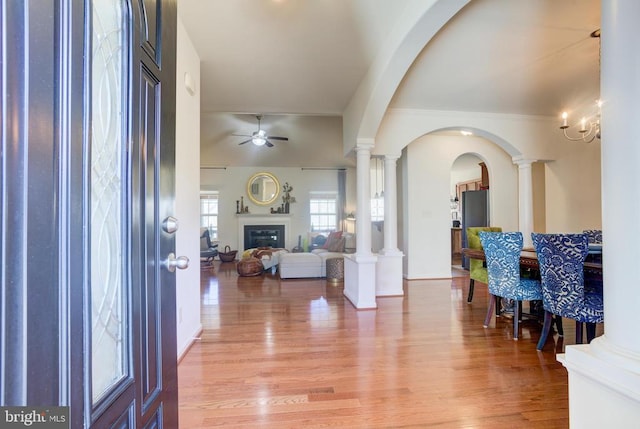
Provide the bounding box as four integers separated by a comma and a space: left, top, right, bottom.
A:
354, 143, 373, 256
377, 154, 404, 296
344, 141, 377, 309
559, 1, 640, 426
381, 154, 401, 255
512, 156, 535, 248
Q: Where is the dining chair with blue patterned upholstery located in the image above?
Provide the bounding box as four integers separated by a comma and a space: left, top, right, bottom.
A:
479, 231, 543, 340
583, 229, 603, 244
531, 233, 604, 351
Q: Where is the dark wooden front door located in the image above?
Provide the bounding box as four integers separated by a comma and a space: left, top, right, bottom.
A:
0, 1, 179, 427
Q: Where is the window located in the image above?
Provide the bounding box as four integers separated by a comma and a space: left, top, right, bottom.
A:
200, 192, 219, 239
310, 193, 337, 233
371, 197, 384, 222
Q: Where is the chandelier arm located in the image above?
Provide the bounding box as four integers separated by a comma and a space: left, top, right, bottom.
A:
561, 127, 596, 143
561, 120, 601, 142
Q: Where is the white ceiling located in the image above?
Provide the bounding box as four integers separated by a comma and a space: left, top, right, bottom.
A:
178, 0, 601, 167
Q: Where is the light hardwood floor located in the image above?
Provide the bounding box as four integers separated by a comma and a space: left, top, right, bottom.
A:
178, 261, 582, 428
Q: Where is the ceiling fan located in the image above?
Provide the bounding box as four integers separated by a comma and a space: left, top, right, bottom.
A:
233, 115, 289, 148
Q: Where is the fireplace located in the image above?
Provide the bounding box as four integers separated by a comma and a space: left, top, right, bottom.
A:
244, 225, 285, 249
237, 215, 291, 253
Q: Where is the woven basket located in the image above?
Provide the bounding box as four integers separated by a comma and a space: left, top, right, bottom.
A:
237, 257, 264, 276
218, 245, 238, 262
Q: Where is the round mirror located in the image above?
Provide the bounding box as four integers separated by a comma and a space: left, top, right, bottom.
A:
247, 172, 280, 206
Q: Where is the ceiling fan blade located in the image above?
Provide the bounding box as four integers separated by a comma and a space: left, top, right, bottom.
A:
265, 140, 274, 148
231, 133, 252, 137
267, 136, 288, 141
238, 139, 252, 145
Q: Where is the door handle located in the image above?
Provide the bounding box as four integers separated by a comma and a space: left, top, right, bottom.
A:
165, 252, 189, 272
162, 216, 179, 234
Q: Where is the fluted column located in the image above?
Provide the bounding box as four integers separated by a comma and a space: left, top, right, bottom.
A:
559, 1, 640, 426
512, 156, 535, 248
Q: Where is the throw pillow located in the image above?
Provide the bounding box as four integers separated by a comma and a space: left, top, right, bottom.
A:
322, 231, 343, 249
312, 234, 327, 247
327, 236, 345, 252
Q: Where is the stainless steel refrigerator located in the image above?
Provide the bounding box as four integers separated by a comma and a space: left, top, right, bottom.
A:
461, 190, 489, 269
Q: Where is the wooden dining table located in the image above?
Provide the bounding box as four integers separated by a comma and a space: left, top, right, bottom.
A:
461, 247, 603, 275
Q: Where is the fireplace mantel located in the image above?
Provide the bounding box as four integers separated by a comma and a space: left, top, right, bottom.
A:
237, 214, 291, 253
236, 214, 291, 218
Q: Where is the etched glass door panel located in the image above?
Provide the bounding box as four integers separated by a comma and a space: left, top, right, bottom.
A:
90, 0, 127, 404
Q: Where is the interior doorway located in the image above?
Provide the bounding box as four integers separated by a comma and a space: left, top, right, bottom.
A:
450, 154, 489, 268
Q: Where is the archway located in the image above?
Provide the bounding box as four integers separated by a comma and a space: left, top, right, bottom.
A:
450, 153, 487, 268
400, 131, 518, 280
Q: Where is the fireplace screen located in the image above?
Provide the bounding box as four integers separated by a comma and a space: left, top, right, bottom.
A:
244, 225, 285, 249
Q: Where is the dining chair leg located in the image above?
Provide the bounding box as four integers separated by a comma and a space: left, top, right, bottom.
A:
483, 295, 496, 328
513, 299, 520, 340
537, 311, 553, 351
518, 301, 523, 321
554, 316, 564, 337
575, 322, 584, 344
467, 279, 475, 303
586, 322, 597, 343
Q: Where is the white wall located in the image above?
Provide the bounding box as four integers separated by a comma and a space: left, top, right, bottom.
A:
543, 142, 602, 233
175, 18, 202, 359
201, 167, 357, 252
403, 134, 518, 279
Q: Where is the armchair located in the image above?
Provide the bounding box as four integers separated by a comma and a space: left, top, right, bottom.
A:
465, 226, 502, 303
200, 228, 219, 266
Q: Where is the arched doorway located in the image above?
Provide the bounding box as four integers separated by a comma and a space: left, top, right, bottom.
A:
450, 153, 489, 268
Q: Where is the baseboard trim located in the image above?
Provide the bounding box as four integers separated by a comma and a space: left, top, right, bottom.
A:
177, 324, 203, 364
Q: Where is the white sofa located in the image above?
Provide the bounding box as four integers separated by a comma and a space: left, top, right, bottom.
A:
279, 249, 346, 279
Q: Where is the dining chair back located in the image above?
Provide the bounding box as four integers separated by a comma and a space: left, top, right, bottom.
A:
465, 226, 502, 303
583, 229, 603, 244
479, 231, 542, 340
531, 233, 604, 350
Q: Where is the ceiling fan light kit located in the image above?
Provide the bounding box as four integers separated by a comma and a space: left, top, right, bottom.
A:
252, 130, 267, 146
234, 115, 289, 148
